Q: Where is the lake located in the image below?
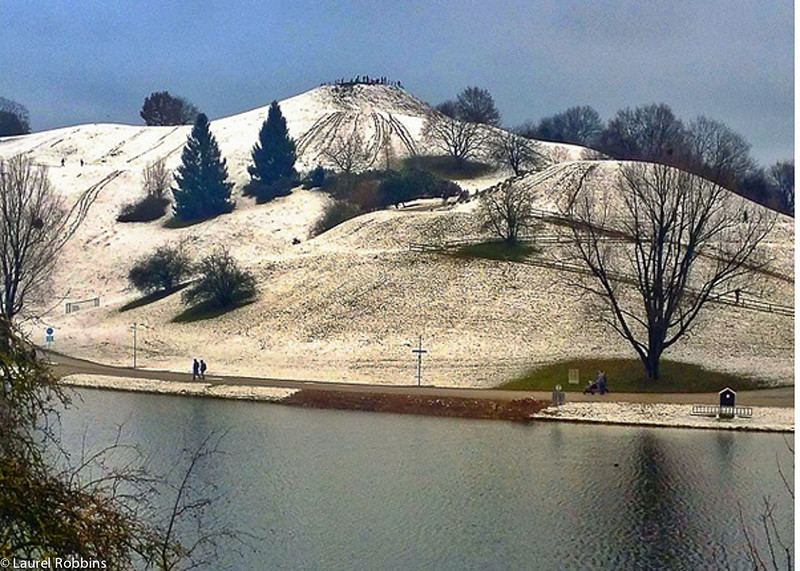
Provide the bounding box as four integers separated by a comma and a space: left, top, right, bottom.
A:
59, 389, 793, 570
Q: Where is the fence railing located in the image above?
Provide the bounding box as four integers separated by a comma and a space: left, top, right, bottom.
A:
690, 405, 753, 419
65, 297, 100, 314
408, 238, 794, 318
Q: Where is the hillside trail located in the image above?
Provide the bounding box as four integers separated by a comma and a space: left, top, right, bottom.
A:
44, 350, 794, 408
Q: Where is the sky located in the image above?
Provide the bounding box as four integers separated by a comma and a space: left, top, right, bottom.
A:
1, 0, 793, 165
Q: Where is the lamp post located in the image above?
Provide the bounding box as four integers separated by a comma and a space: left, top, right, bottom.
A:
132, 322, 137, 369
411, 336, 427, 387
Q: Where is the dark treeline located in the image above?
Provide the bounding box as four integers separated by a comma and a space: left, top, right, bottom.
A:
517, 103, 793, 216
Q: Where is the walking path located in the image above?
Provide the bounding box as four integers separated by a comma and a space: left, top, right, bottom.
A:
48, 350, 794, 407
49, 350, 793, 431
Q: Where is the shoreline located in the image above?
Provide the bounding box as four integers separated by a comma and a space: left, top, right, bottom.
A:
61, 374, 794, 432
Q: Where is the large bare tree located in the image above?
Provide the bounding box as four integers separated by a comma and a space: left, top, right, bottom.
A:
423, 114, 490, 167
481, 180, 539, 245
686, 116, 755, 189
321, 129, 374, 174
491, 130, 546, 176
564, 162, 775, 381
0, 155, 98, 319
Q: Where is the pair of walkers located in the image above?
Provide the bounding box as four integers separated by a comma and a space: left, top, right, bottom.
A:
192, 358, 207, 380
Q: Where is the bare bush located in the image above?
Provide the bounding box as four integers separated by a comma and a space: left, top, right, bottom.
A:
143, 157, 171, 199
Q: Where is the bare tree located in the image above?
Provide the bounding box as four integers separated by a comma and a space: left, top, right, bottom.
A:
563, 162, 775, 381
531, 105, 604, 147
455, 86, 501, 126
491, 130, 545, 175
0, 155, 99, 319
154, 432, 246, 571
598, 103, 688, 165
768, 160, 794, 216
321, 129, 374, 174
423, 114, 491, 168
686, 116, 755, 189
481, 180, 539, 245
177, 97, 200, 126
434, 100, 458, 119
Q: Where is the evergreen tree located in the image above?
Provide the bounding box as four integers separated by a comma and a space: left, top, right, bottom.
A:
172, 113, 234, 221
248, 101, 297, 201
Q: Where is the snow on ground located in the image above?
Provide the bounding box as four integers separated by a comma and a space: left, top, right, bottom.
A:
61, 374, 298, 402
533, 402, 794, 432
0, 84, 793, 390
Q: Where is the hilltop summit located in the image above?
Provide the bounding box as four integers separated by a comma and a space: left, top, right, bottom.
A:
0, 83, 582, 189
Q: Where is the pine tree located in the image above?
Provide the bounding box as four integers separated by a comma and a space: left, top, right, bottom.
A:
172, 113, 234, 221
248, 100, 297, 201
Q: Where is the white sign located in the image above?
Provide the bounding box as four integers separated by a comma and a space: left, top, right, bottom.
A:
45, 327, 55, 344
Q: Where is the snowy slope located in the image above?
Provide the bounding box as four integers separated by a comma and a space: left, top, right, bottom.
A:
0, 85, 792, 388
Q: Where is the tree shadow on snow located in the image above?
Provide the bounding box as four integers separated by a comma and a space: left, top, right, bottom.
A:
171, 298, 257, 324
119, 283, 190, 313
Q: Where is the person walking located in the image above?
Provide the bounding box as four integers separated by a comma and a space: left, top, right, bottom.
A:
199, 359, 207, 380
192, 358, 200, 380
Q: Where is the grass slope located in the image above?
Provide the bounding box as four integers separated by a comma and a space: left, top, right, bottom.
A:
501, 358, 764, 393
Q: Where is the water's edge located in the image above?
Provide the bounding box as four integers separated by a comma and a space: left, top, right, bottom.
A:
61, 375, 794, 432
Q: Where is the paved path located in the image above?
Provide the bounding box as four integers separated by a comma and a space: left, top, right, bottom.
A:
47, 350, 795, 408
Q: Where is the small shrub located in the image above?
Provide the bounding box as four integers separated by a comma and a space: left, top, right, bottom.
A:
117, 195, 170, 223
251, 176, 296, 204
182, 249, 257, 310
349, 178, 382, 211
436, 179, 467, 200
402, 155, 493, 180
312, 199, 362, 236
129, 245, 192, 293
301, 165, 331, 189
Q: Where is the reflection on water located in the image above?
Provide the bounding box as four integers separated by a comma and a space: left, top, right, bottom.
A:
59, 389, 793, 570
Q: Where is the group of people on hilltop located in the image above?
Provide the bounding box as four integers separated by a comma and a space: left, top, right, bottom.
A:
325, 76, 402, 88
192, 358, 207, 380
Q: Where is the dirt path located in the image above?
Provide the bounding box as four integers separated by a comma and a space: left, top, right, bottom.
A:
46, 350, 794, 408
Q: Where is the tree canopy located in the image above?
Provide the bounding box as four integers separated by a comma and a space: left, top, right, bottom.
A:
0, 97, 30, 136
455, 86, 501, 126
141, 91, 199, 126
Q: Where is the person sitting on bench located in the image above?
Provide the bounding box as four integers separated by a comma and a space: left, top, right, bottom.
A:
584, 371, 609, 395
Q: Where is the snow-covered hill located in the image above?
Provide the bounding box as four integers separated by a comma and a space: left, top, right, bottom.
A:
0, 85, 792, 388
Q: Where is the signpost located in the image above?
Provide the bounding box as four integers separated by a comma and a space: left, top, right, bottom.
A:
44, 327, 55, 363
568, 368, 579, 385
